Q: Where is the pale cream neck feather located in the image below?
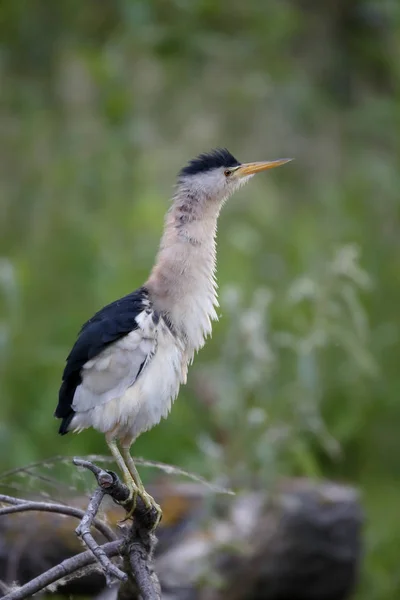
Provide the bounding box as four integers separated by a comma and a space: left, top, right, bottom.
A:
146, 187, 221, 354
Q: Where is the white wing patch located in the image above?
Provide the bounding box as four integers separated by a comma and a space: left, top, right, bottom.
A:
72, 310, 157, 413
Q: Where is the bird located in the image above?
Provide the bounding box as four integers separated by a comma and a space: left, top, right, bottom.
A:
54, 148, 291, 526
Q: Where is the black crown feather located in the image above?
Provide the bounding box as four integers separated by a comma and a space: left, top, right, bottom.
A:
179, 148, 241, 178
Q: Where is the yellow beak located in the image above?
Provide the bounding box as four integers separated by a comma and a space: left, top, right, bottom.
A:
235, 158, 292, 177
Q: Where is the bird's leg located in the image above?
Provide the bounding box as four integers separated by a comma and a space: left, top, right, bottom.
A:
105, 435, 139, 511
120, 443, 162, 529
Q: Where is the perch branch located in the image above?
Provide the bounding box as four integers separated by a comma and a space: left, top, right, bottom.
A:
75, 487, 126, 585
126, 537, 160, 600
72, 458, 132, 504
74, 458, 161, 598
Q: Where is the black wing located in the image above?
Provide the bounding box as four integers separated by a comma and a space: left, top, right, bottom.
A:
55, 287, 151, 434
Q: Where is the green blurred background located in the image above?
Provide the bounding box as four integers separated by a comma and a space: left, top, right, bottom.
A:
0, 0, 399, 597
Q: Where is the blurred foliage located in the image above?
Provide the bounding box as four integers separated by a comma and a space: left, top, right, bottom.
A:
0, 0, 399, 598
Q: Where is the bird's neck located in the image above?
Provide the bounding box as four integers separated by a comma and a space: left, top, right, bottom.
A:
146, 193, 220, 353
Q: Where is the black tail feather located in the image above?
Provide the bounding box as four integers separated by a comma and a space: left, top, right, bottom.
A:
58, 411, 75, 435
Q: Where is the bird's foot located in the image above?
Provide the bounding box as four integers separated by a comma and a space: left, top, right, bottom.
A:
118, 481, 138, 522
118, 482, 162, 529
138, 487, 163, 530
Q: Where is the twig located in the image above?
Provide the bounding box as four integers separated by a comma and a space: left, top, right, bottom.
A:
0, 453, 234, 495
0, 495, 25, 506
74, 458, 161, 598
0, 456, 68, 481
0, 495, 116, 542
133, 457, 235, 495
76, 454, 235, 495
75, 487, 126, 585
72, 458, 131, 504
1, 541, 122, 600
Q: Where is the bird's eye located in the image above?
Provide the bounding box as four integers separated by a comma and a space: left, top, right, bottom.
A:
224, 169, 232, 177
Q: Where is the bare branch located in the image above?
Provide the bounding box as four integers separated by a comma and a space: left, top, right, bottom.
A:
75, 487, 126, 585
126, 538, 160, 600
0, 495, 116, 542
0, 494, 25, 506
74, 459, 161, 599
72, 458, 131, 505
1, 541, 122, 600
117, 498, 161, 600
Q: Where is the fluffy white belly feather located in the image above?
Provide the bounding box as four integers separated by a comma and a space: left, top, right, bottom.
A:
70, 323, 187, 442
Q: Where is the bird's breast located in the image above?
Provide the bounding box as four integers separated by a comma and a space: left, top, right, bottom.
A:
96, 319, 188, 441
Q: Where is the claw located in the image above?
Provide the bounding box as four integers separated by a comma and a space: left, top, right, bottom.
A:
117, 481, 162, 529
138, 487, 163, 530
118, 481, 139, 523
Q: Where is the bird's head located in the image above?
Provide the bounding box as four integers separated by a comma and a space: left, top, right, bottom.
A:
177, 148, 291, 208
